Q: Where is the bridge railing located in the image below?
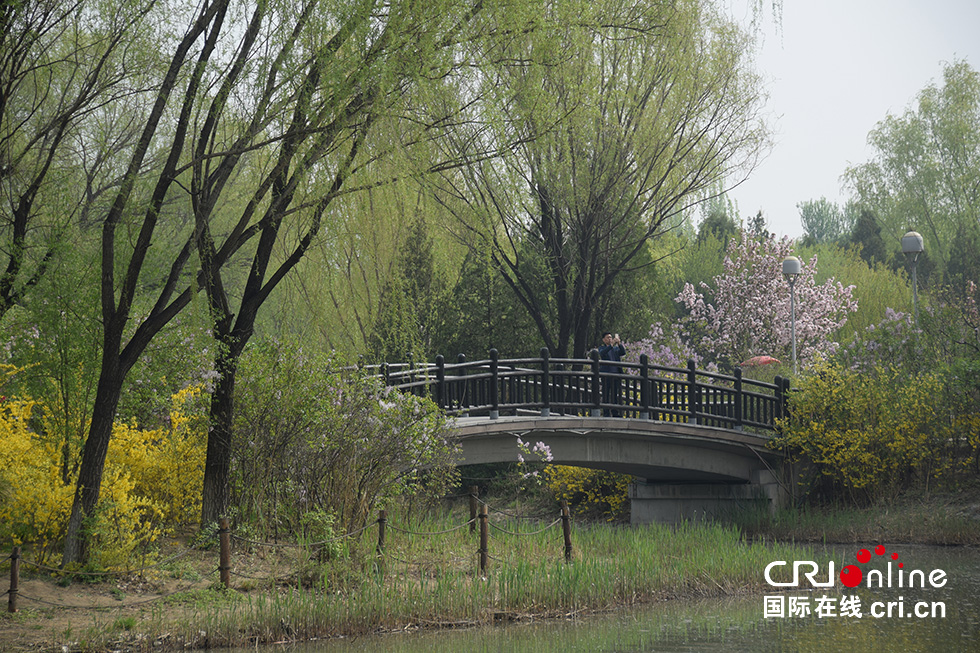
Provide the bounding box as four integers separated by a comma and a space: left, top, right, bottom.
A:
380, 349, 790, 433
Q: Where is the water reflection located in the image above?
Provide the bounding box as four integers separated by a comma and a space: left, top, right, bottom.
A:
243, 545, 979, 653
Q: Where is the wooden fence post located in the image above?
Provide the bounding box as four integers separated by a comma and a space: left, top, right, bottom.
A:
218, 518, 231, 588
561, 501, 573, 562
774, 375, 784, 422
457, 353, 467, 414
7, 546, 19, 613
639, 354, 650, 420
376, 510, 387, 575
435, 355, 446, 409
478, 504, 489, 576
469, 486, 478, 533
783, 377, 792, 419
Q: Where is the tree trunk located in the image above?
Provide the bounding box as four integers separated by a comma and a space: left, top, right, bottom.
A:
61, 358, 124, 566
200, 354, 237, 526
572, 308, 593, 360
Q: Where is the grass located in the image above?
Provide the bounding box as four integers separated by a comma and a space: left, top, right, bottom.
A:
12, 502, 818, 651
6, 492, 977, 651
733, 492, 980, 545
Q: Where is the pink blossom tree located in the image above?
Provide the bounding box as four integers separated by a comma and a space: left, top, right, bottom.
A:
642, 233, 857, 370
625, 322, 716, 375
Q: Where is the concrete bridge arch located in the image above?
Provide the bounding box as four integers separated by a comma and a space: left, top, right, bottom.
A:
453, 416, 789, 524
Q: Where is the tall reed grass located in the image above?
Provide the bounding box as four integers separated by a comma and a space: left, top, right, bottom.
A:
733, 498, 980, 545
62, 503, 817, 650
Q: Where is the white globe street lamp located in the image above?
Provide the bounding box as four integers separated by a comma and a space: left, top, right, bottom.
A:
901, 231, 924, 329
782, 256, 801, 375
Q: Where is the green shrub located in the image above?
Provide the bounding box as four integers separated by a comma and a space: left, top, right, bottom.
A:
772, 362, 964, 504
231, 340, 460, 537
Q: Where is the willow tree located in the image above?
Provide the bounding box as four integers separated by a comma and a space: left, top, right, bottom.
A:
62, 0, 494, 563
424, 0, 769, 358
0, 0, 150, 320
61, 0, 237, 566
193, 0, 503, 526
844, 60, 980, 279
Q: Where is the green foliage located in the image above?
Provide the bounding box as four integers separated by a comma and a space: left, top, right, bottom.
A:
844, 59, 980, 280
797, 242, 911, 341
649, 229, 728, 322
368, 215, 453, 363
797, 197, 848, 245
437, 247, 537, 358
697, 185, 739, 245
111, 616, 136, 631
426, 0, 769, 358
0, 240, 103, 484
299, 508, 345, 562
773, 363, 973, 505
946, 221, 980, 292
847, 208, 888, 267
231, 339, 460, 535
544, 466, 632, 521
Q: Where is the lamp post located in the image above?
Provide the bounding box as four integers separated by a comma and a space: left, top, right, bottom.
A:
901, 231, 924, 329
782, 256, 801, 375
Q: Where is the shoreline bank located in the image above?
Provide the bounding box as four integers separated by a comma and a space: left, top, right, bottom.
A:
2, 497, 978, 652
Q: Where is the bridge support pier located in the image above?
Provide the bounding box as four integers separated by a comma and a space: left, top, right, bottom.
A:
628, 470, 788, 525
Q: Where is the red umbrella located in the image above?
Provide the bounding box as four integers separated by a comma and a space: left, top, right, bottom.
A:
740, 355, 781, 367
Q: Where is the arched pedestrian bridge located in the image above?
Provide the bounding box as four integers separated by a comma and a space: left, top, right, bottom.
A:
383, 350, 792, 524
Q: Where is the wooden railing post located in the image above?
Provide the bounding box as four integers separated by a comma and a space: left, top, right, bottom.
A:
7, 546, 19, 613
540, 348, 551, 417
478, 504, 489, 576
218, 518, 231, 588
469, 486, 478, 533
687, 360, 699, 424
457, 353, 467, 413
561, 501, 573, 562
435, 354, 446, 409
774, 375, 784, 422
639, 354, 650, 420
489, 349, 499, 419
591, 349, 602, 417
782, 376, 792, 420
733, 367, 743, 430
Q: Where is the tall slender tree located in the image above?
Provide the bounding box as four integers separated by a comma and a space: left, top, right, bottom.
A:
194, 0, 499, 525
62, 0, 241, 565
425, 0, 769, 357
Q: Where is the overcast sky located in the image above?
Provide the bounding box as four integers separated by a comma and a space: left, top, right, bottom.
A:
722, 0, 980, 239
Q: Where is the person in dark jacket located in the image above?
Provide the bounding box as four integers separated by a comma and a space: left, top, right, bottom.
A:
598, 332, 626, 417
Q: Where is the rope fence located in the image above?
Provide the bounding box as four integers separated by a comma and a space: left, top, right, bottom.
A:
4, 491, 576, 613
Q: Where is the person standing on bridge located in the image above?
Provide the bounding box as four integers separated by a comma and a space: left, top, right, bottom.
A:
598, 332, 626, 417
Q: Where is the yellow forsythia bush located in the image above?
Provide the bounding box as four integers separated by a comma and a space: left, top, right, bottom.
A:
0, 397, 74, 559
773, 362, 956, 504
0, 385, 207, 567
544, 465, 633, 521
108, 385, 208, 525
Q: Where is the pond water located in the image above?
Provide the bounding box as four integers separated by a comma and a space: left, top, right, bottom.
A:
235, 545, 980, 652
